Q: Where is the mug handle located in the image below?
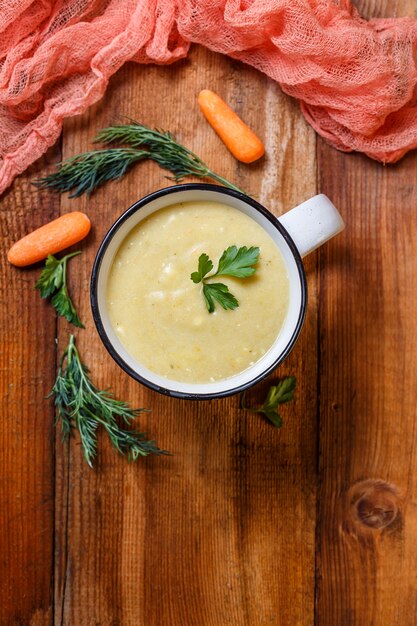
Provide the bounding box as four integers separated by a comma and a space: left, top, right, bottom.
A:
277, 194, 345, 258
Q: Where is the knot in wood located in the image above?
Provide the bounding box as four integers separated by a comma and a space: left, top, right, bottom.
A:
349, 480, 399, 530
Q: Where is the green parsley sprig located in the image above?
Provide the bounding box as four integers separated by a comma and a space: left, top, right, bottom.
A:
33, 122, 243, 197
191, 245, 260, 313
51, 334, 167, 467
36, 251, 83, 327
241, 377, 296, 427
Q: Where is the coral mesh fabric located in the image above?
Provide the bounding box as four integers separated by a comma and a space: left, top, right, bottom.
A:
1, 0, 417, 194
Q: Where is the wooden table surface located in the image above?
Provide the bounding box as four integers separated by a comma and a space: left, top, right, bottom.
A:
2, 2, 417, 624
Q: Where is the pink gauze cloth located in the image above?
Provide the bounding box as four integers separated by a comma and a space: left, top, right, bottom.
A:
1, 0, 417, 195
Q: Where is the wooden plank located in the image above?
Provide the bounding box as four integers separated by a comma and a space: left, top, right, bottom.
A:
54, 46, 319, 624
317, 150, 417, 624
0, 152, 59, 624
317, 143, 417, 626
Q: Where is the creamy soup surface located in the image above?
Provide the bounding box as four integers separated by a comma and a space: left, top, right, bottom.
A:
107, 201, 290, 383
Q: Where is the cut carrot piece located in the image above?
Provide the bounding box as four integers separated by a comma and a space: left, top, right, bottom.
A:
7, 211, 91, 267
198, 89, 265, 164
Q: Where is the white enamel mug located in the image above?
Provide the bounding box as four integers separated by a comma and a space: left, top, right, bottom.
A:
91, 184, 344, 399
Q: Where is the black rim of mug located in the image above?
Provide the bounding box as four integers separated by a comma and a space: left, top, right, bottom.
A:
90, 183, 307, 400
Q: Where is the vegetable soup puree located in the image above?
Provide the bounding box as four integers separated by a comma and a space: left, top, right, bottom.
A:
107, 201, 289, 383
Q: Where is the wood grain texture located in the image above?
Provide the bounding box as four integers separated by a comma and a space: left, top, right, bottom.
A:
0, 151, 60, 625
317, 147, 417, 626
316, 2, 417, 625
3, 2, 417, 624
354, 0, 417, 18
53, 46, 318, 625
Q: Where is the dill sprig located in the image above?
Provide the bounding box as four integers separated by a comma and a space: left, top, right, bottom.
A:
33, 148, 149, 198
51, 334, 167, 467
33, 122, 243, 197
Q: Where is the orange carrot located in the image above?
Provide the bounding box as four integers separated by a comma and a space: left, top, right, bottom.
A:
198, 89, 265, 164
7, 211, 91, 267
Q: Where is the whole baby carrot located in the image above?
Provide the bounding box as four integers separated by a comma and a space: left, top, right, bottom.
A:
198, 89, 265, 164
8, 211, 91, 267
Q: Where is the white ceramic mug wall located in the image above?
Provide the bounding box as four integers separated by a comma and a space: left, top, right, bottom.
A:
90, 184, 344, 399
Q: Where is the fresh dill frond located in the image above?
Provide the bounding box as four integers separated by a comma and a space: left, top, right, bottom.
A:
51, 335, 168, 467
33, 122, 244, 197
33, 148, 149, 198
